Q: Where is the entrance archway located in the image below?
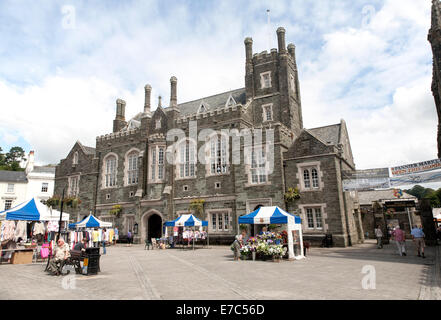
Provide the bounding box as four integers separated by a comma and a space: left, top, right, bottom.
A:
141, 210, 164, 242
148, 214, 162, 240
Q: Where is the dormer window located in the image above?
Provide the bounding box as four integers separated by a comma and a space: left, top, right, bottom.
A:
155, 119, 161, 129
225, 95, 236, 108
198, 102, 209, 114
260, 71, 272, 89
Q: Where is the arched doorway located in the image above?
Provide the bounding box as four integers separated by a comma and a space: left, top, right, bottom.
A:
148, 214, 162, 240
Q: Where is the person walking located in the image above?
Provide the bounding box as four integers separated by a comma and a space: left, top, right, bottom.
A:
374, 225, 383, 249
392, 225, 406, 256
411, 225, 425, 258
101, 228, 107, 255
92, 228, 100, 248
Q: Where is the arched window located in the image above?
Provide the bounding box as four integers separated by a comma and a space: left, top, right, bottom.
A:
311, 168, 319, 188
73, 152, 78, 165
105, 155, 117, 187
303, 169, 311, 189
127, 152, 139, 185
209, 134, 228, 175
150, 145, 165, 182
177, 139, 196, 178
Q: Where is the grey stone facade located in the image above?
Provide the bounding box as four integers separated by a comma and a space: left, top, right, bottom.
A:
429, 0, 441, 158
54, 27, 361, 246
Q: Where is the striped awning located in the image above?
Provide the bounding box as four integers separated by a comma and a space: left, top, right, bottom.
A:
69, 214, 112, 229
164, 214, 208, 227
238, 206, 301, 225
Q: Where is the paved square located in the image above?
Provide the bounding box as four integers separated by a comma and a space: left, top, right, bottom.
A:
0, 240, 439, 300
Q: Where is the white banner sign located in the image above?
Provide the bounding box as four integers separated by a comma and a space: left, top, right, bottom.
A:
391, 159, 441, 176
389, 170, 441, 186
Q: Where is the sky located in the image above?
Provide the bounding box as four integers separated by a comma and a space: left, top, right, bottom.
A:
0, 0, 438, 188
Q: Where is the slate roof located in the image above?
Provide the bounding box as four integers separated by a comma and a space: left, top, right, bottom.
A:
307, 123, 341, 146
358, 189, 417, 205
0, 170, 27, 183
164, 88, 246, 116
32, 166, 56, 174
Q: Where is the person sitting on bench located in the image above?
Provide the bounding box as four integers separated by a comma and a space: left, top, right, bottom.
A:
74, 238, 88, 253
47, 238, 71, 276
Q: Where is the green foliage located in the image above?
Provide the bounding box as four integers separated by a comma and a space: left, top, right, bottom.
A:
405, 185, 441, 208
284, 187, 300, 203
0, 146, 26, 171
109, 204, 122, 216
189, 199, 205, 217
239, 224, 248, 231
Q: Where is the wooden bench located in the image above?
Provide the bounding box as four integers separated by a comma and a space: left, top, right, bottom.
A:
64, 250, 84, 274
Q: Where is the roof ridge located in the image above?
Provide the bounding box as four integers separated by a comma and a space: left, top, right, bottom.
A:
165, 87, 245, 108
308, 123, 341, 130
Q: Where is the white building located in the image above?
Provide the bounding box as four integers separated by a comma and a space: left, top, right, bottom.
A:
0, 151, 55, 211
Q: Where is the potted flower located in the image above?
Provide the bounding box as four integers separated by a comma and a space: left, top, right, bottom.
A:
109, 204, 122, 217
240, 245, 251, 260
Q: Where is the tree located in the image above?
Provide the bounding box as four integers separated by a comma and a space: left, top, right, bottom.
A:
0, 146, 26, 171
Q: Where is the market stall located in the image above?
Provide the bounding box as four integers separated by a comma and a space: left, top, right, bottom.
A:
0, 197, 70, 264
238, 206, 304, 260
164, 214, 209, 250
68, 214, 113, 249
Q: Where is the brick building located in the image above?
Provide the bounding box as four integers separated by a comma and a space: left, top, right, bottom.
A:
55, 27, 363, 246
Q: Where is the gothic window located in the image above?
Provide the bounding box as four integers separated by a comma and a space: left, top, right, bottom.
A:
299, 163, 322, 191
73, 151, 78, 165
209, 134, 228, 175
290, 74, 296, 92
249, 146, 267, 184
178, 140, 196, 179
260, 71, 272, 89
155, 119, 161, 129
105, 155, 117, 188
262, 104, 273, 121
305, 208, 323, 230
150, 145, 165, 182
127, 152, 139, 185
68, 175, 80, 196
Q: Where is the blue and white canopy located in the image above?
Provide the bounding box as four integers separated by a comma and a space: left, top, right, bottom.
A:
69, 214, 112, 229
164, 214, 208, 227
0, 197, 70, 221
238, 206, 301, 225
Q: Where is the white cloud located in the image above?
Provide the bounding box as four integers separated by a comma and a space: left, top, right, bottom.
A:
0, 0, 438, 175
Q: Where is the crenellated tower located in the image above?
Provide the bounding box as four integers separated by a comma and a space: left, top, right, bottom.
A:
244, 27, 303, 137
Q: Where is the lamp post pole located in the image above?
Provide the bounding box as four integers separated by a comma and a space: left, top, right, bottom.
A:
57, 189, 65, 241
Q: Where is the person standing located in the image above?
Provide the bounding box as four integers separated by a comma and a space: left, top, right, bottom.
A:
392, 225, 406, 256
127, 230, 132, 247
374, 225, 383, 249
114, 227, 119, 245
232, 235, 241, 261
92, 228, 100, 248
101, 228, 107, 255
411, 225, 425, 258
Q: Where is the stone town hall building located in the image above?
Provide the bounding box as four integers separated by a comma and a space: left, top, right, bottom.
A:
55, 28, 364, 246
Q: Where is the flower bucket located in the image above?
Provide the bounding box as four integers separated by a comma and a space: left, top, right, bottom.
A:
252, 251, 256, 261
272, 256, 281, 263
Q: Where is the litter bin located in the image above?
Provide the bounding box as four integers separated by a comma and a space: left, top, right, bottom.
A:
83, 247, 101, 275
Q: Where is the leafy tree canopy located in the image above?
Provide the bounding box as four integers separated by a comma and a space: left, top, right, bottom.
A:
0, 146, 26, 171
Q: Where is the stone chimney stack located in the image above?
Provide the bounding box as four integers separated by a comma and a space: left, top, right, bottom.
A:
287, 43, 296, 62
244, 37, 254, 101
276, 27, 287, 54
244, 37, 253, 62
158, 95, 162, 108
113, 98, 127, 132
144, 84, 152, 114
25, 150, 34, 174
170, 76, 177, 109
